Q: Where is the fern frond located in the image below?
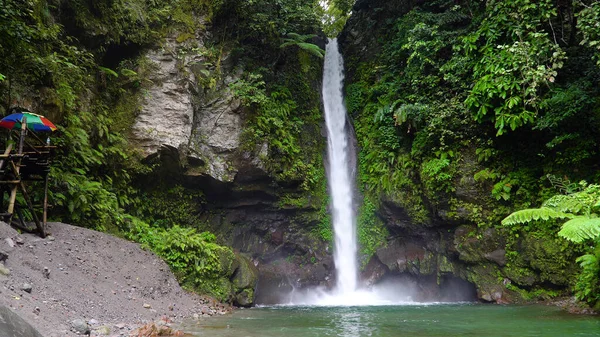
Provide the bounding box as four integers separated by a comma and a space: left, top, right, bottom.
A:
285, 33, 317, 42
285, 32, 302, 40
558, 217, 600, 243
280, 40, 297, 48
99, 66, 118, 77
542, 194, 585, 213
501, 207, 575, 226
296, 43, 325, 58
576, 253, 598, 268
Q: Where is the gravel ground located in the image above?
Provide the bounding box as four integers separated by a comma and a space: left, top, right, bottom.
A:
0, 222, 231, 337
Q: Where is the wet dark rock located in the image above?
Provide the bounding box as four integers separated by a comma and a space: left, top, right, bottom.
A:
376, 239, 430, 275
485, 249, 507, 266
454, 226, 505, 263
360, 256, 388, 286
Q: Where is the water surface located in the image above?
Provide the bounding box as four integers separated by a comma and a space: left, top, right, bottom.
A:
180, 304, 600, 337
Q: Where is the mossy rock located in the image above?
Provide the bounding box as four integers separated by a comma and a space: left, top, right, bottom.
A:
516, 234, 580, 287
232, 254, 258, 290
454, 226, 505, 264
216, 247, 238, 278
502, 265, 539, 287
466, 264, 517, 303
235, 288, 255, 307
199, 277, 233, 303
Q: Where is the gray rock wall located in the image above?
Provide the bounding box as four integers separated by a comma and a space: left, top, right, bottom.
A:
132, 34, 250, 183
131, 36, 195, 156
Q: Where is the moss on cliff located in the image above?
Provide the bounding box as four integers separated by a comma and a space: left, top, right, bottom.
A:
340, 0, 600, 305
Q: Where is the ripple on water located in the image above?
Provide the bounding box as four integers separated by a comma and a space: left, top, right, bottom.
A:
179, 304, 600, 337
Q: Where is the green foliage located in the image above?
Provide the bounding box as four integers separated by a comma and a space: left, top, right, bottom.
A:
463, 0, 566, 135
48, 108, 146, 231
313, 201, 333, 243
57, 0, 223, 47
214, 0, 321, 58
575, 248, 600, 307
576, 1, 600, 66
233, 76, 303, 176
357, 198, 388, 267
319, 0, 353, 37
125, 217, 235, 301
421, 157, 453, 194
502, 182, 600, 305
134, 185, 204, 229
558, 218, 600, 244
280, 33, 325, 58
502, 207, 574, 226
391, 103, 429, 133
232, 58, 323, 189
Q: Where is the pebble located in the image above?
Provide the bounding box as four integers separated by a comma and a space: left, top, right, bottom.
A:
47, 235, 55, 241
21, 283, 33, 293
143, 303, 151, 309
0, 263, 11, 276
94, 326, 111, 335
5, 238, 15, 248
71, 319, 90, 335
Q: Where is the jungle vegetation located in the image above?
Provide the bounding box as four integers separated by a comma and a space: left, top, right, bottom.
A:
343, 0, 600, 308
1, 0, 600, 307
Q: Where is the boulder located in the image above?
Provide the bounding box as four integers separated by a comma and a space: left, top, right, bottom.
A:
232, 254, 258, 290
231, 254, 259, 307
375, 239, 433, 275
0, 306, 43, 337
235, 288, 254, 307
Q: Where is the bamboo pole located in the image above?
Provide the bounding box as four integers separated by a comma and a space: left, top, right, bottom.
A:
0, 143, 14, 169
19, 181, 45, 238
14, 204, 27, 230
7, 118, 26, 216
43, 174, 48, 230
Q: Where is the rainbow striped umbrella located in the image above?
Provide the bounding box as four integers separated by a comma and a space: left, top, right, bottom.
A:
0, 112, 57, 132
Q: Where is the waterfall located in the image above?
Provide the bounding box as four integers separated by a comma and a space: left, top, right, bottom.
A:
322, 38, 358, 295
284, 38, 418, 306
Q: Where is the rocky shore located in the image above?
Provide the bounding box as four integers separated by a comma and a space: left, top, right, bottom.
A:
0, 222, 230, 337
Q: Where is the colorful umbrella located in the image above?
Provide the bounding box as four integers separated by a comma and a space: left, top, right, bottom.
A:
0, 112, 57, 132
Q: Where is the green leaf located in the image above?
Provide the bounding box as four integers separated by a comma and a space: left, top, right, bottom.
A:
558, 217, 600, 243
99, 66, 118, 77
501, 207, 575, 226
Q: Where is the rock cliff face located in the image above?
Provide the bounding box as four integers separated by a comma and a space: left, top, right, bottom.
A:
132, 29, 331, 305
131, 36, 195, 157
339, 0, 580, 304
132, 34, 248, 183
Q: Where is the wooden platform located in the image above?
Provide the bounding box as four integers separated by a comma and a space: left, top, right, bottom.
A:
0, 126, 55, 237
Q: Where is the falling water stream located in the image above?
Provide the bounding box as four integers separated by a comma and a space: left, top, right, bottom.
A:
322, 37, 358, 296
